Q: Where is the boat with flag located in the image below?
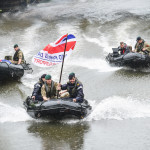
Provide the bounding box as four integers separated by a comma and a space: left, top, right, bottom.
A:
24, 34, 92, 119
24, 97, 92, 119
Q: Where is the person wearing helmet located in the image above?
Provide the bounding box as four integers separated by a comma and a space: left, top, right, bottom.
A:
32, 74, 46, 101
12, 44, 25, 64
134, 37, 150, 54
58, 72, 84, 103
41, 75, 58, 101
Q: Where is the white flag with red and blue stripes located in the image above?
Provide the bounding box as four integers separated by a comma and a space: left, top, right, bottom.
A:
32, 34, 76, 67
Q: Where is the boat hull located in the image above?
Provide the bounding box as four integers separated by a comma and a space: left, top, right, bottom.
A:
106, 52, 150, 68
0, 62, 32, 81
24, 97, 92, 119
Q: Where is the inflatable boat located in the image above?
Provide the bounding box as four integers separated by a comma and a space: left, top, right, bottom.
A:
24, 97, 92, 119
106, 48, 150, 68
0, 59, 32, 81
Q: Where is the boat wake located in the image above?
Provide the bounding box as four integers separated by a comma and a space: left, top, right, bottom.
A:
0, 102, 32, 123
1, 96, 150, 124
53, 95, 150, 124
66, 57, 121, 72
86, 96, 150, 121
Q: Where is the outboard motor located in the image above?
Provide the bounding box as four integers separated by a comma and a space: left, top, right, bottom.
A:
112, 48, 119, 57
5, 56, 12, 60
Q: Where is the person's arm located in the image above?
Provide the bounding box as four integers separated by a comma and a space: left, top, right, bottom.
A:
41, 85, 48, 101
125, 47, 130, 53
61, 84, 68, 90
143, 42, 150, 51
59, 90, 68, 95
18, 58, 22, 64
127, 46, 132, 52
118, 47, 121, 54
57, 83, 68, 96
133, 43, 138, 52
18, 51, 23, 64
74, 84, 84, 103
58, 83, 68, 96
32, 83, 40, 96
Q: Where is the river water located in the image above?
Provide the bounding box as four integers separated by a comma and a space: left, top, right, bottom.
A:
1, 0, 150, 149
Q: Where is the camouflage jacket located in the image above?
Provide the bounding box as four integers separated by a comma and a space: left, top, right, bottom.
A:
13, 49, 25, 63
135, 41, 150, 53
41, 81, 58, 99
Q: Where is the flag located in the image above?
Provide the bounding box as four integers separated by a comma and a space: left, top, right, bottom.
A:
32, 34, 76, 67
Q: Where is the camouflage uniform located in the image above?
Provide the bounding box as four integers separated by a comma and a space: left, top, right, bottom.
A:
61, 78, 84, 103
13, 49, 25, 64
41, 81, 58, 99
135, 40, 150, 54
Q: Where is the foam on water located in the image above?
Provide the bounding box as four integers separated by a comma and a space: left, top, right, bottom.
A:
45, 95, 150, 124
0, 102, 33, 123
56, 23, 78, 37
114, 20, 136, 47
83, 19, 137, 54
66, 57, 121, 72
21, 20, 47, 58
1, 96, 150, 124
83, 34, 112, 53
86, 96, 150, 121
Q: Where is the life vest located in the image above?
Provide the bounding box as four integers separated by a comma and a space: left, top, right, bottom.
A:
67, 79, 81, 98
13, 49, 25, 61
119, 43, 127, 54
135, 40, 145, 52
44, 80, 56, 98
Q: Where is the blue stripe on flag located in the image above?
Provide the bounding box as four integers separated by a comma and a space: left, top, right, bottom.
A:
62, 34, 75, 42
67, 34, 76, 40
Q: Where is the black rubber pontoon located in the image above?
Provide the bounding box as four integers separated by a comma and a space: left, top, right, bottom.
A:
106, 48, 150, 68
24, 97, 92, 119
0, 61, 32, 81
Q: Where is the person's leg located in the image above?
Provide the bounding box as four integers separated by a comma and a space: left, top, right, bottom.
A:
60, 92, 70, 98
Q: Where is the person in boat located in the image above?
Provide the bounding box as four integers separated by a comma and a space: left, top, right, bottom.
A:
118, 42, 131, 55
32, 74, 46, 101
41, 74, 58, 101
12, 44, 25, 64
58, 72, 84, 103
133, 37, 150, 54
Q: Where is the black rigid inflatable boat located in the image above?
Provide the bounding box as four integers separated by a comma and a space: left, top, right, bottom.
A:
0, 60, 32, 81
24, 97, 92, 119
106, 48, 150, 68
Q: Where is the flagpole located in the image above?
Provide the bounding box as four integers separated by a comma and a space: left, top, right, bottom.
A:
57, 34, 68, 98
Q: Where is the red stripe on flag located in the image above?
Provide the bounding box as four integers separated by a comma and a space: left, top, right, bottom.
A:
43, 41, 76, 54
55, 34, 68, 45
